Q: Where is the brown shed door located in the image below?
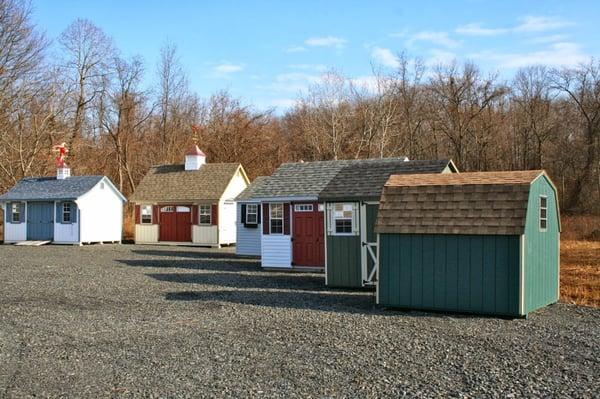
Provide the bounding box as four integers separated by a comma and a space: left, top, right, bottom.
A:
292, 202, 324, 268
159, 205, 192, 242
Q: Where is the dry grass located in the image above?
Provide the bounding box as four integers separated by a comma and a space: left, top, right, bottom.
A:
561, 240, 600, 307
561, 214, 600, 240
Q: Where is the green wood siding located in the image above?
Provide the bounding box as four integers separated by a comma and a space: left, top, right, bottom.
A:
326, 235, 361, 287
379, 234, 521, 316
523, 176, 560, 314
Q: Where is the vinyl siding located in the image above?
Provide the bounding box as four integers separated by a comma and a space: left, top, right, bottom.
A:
3, 202, 27, 242
77, 178, 124, 243
219, 168, 249, 245
236, 202, 261, 256
135, 224, 159, 243
261, 234, 292, 268
378, 234, 521, 316
523, 175, 560, 314
192, 225, 218, 245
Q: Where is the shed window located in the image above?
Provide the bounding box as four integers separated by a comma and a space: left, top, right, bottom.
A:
539, 196, 548, 231
270, 203, 283, 234
199, 205, 212, 225
11, 203, 21, 223
141, 205, 152, 224
294, 204, 313, 212
333, 203, 354, 235
246, 204, 258, 224
62, 202, 72, 223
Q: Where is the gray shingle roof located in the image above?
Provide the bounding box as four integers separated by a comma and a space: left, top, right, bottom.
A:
319, 159, 455, 201
129, 163, 244, 203
235, 176, 270, 201
246, 158, 455, 200
0, 176, 105, 201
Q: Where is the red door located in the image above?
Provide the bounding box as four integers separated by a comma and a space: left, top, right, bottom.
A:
159, 205, 192, 242
292, 202, 325, 268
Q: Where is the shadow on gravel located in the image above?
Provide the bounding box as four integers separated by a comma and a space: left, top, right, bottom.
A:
132, 249, 242, 261
148, 272, 326, 291
118, 259, 260, 272
165, 290, 378, 313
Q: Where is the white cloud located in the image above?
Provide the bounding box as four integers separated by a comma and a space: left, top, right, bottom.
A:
287, 64, 327, 71
212, 62, 245, 76
285, 45, 307, 53
455, 23, 509, 36
456, 16, 574, 37
258, 72, 322, 93
527, 34, 570, 44
407, 31, 460, 48
471, 42, 588, 68
304, 36, 347, 48
514, 16, 573, 32
371, 46, 400, 68
350, 75, 380, 93
427, 49, 457, 66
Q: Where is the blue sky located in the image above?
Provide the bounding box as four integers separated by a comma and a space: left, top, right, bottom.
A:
32, 0, 599, 112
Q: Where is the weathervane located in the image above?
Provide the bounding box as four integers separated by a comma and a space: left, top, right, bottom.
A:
52, 143, 69, 167
191, 124, 200, 145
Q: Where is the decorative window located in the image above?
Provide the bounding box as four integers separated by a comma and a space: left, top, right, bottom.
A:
333, 203, 354, 235
294, 204, 313, 212
141, 205, 153, 224
270, 203, 283, 234
199, 205, 212, 225
161, 206, 174, 212
539, 196, 548, 231
62, 202, 72, 223
176, 206, 191, 213
246, 204, 258, 224
11, 203, 21, 223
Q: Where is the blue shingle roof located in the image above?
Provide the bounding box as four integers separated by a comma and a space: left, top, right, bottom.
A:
0, 176, 105, 201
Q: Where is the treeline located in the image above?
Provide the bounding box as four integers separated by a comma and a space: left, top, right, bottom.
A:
0, 0, 599, 213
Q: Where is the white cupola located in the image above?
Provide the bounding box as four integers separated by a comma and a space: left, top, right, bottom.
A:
57, 163, 71, 180
184, 145, 206, 171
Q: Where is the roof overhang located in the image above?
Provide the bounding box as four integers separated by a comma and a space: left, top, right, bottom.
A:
253, 196, 319, 203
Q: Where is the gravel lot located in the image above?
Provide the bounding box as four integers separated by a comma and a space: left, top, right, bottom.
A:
0, 244, 598, 398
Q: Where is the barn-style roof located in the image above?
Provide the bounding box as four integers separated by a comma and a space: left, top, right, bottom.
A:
247, 158, 454, 200
375, 170, 553, 235
319, 159, 456, 201
236, 176, 270, 201
130, 163, 244, 203
0, 176, 106, 201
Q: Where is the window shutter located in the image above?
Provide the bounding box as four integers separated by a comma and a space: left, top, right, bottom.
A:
56, 202, 62, 224
257, 204, 261, 225
326, 203, 333, 235
211, 204, 218, 226
192, 205, 198, 225
283, 203, 290, 235
135, 205, 141, 224
241, 204, 247, 224
152, 205, 159, 225
71, 203, 78, 224
6, 202, 12, 224
18, 203, 25, 224
262, 203, 269, 235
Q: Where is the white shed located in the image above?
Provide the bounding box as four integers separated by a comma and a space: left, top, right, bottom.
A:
0, 168, 126, 245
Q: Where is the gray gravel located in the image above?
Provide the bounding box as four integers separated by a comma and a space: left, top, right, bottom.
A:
0, 244, 598, 398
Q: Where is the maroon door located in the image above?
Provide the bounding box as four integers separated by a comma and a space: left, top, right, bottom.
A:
159, 205, 192, 242
292, 202, 325, 268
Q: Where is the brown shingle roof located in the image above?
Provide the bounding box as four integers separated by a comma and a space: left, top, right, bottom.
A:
375, 170, 547, 235
130, 163, 243, 203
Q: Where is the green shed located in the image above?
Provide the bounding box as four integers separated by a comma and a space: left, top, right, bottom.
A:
318, 159, 458, 288
375, 170, 560, 317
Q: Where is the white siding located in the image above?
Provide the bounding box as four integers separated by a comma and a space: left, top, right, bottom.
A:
135, 224, 159, 243
236, 202, 261, 256
3, 202, 26, 242
219, 168, 249, 245
192, 225, 218, 245
54, 216, 80, 243
76, 178, 124, 243
261, 234, 292, 268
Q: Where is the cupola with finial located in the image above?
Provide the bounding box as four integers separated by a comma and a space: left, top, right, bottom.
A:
53, 143, 71, 179
185, 125, 206, 171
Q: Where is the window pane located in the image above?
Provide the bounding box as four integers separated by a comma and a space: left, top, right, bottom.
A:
540, 197, 547, 207
335, 219, 352, 234
271, 204, 282, 218
540, 208, 547, 219
271, 219, 283, 234
540, 219, 547, 229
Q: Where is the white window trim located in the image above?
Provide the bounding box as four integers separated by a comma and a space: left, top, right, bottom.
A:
294, 204, 313, 212
62, 202, 72, 223
11, 202, 21, 223
269, 203, 284, 235
199, 204, 212, 225
331, 203, 357, 236
141, 204, 153, 224
539, 195, 548, 232
246, 203, 258, 225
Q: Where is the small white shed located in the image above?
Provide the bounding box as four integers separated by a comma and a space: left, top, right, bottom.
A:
0, 166, 126, 245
